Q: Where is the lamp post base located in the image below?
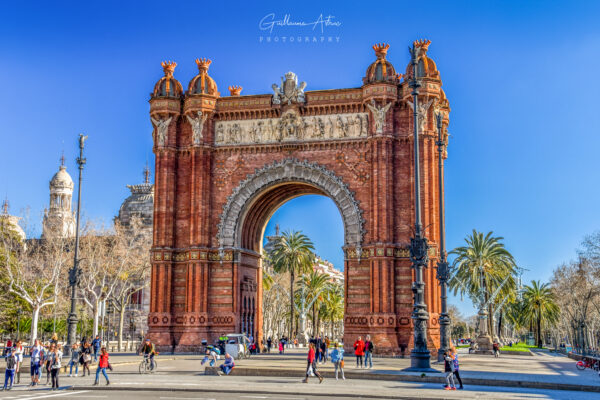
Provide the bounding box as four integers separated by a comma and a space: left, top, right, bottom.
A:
404, 349, 439, 373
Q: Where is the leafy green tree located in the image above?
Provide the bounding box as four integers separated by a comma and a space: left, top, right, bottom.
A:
450, 230, 518, 335
522, 280, 560, 348
300, 270, 330, 336
319, 283, 344, 338
269, 231, 314, 339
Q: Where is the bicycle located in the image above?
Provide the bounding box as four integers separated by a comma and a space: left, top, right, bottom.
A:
139, 354, 157, 374
576, 357, 599, 371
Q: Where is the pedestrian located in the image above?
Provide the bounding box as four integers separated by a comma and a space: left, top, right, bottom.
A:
353, 336, 365, 368
13, 340, 24, 384
2, 348, 16, 391
80, 343, 92, 377
493, 341, 500, 358
91, 336, 101, 363
217, 353, 235, 376
364, 335, 374, 369
267, 337, 272, 353
44, 343, 54, 385
315, 336, 323, 363
443, 351, 456, 390
50, 333, 58, 345
302, 343, 323, 383
29, 339, 44, 387
3, 339, 12, 356
330, 343, 345, 380
324, 336, 331, 362
201, 346, 219, 367
49, 343, 62, 390
68, 343, 80, 377
320, 338, 328, 363
451, 347, 464, 390
278, 339, 284, 354
94, 347, 110, 386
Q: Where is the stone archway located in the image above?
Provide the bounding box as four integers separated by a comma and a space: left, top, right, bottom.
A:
217, 158, 364, 252
147, 43, 448, 354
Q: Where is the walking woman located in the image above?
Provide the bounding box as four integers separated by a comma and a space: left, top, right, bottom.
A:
94, 347, 110, 386
44, 343, 54, 385
451, 347, 464, 390
330, 343, 345, 380
29, 339, 44, 387
80, 343, 92, 377
302, 343, 323, 383
13, 340, 24, 384
353, 336, 365, 368
49, 344, 62, 390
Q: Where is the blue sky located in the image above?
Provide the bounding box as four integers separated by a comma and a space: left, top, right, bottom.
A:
1, 1, 599, 315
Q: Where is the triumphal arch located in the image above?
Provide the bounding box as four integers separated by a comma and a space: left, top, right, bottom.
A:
147, 40, 450, 355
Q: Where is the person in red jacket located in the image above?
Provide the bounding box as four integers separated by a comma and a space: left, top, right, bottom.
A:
94, 347, 110, 386
354, 336, 365, 368
302, 343, 323, 383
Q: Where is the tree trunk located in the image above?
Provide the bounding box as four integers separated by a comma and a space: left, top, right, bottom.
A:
289, 271, 294, 340
497, 312, 503, 340
118, 301, 125, 352
537, 313, 542, 348
92, 301, 100, 336
312, 303, 316, 337
31, 305, 41, 343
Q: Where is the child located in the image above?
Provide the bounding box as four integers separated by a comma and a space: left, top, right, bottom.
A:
443, 351, 456, 390
2, 350, 16, 391
330, 343, 345, 380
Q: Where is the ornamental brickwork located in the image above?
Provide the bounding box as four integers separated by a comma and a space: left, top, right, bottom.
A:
147, 41, 450, 355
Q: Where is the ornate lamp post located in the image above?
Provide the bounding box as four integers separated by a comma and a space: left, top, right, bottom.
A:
65, 134, 87, 356
407, 41, 434, 371
435, 112, 451, 362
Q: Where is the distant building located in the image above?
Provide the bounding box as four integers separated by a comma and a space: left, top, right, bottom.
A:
313, 257, 344, 284
42, 158, 76, 239
0, 198, 26, 240
116, 166, 154, 337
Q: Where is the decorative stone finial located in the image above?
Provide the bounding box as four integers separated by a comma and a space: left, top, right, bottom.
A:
413, 39, 431, 52
60, 151, 65, 167
1, 197, 8, 215
373, 43, 390, 59
143, 164, 151, 184
195, 58, 212, 72
161, 61, 177, 77
228, 86, 242, 96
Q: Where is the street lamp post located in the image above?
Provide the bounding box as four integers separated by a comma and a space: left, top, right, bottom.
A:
407, 41, 434, 371
65, 134, 88, 356
435, 112, 452, 362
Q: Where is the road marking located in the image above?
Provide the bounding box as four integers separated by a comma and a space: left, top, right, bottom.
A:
240, 397, 269, 399
160, 398, 215, 400
5, 391, 90, 400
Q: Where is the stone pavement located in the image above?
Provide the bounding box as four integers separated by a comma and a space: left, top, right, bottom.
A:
3, 347, 598, 397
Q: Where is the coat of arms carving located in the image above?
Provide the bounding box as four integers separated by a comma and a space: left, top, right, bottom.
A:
271, 71, 307, 105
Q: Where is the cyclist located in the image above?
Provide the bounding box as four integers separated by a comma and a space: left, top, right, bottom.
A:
139, 339, 158, 371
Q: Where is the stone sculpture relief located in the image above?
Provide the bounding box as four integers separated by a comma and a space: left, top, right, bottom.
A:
272, 71, 307, 105
186, 111, 208, 145
366, 100, 392, 134
407, 99, 434, 132
215, 111, 368, 145
151, 116, 172, 146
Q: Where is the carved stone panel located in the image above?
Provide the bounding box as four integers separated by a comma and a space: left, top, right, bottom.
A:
215, 112, 369, 145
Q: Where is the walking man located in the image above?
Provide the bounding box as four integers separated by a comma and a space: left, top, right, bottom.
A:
91, 336, 101, 363
364, 335, 374, 369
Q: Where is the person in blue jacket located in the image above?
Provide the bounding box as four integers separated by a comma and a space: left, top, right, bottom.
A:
330, 343, 345, 380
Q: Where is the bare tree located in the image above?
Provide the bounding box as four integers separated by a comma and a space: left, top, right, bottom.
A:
1, 223, 69, 342
108, 218, 151, 350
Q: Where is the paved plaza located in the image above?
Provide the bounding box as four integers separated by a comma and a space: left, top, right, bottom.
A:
1, 348, 598, 399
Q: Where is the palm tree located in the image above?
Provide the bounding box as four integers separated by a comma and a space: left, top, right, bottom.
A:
301, 271, 330, 336
269, 230, 314, 340
450, 230, 518, 336
522, 280, 560, 348
320, 283, 344, 338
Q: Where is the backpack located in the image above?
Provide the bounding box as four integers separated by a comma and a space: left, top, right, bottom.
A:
6, 356, 16, 370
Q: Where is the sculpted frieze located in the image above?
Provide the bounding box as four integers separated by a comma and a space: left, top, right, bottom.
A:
214, 111, 368, 145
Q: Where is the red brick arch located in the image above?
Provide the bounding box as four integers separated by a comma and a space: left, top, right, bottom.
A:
147, 46, 448, 354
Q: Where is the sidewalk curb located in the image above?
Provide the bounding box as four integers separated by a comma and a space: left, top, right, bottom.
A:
67, 386, 440, 400
204, 366, 600, 393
